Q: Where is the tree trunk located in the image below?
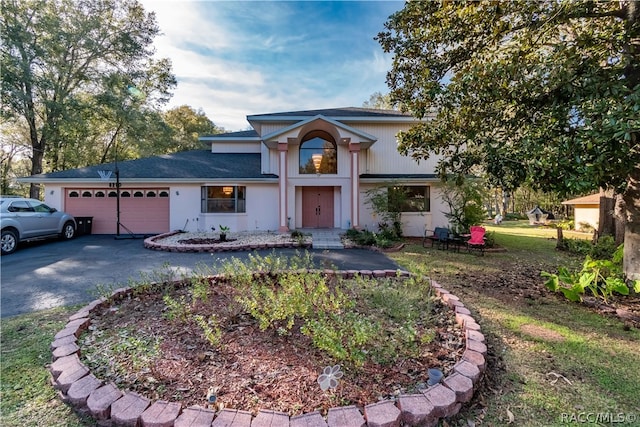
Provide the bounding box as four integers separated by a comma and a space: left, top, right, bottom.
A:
556, 227, 565, 250
598, 196, 615, 236
29, 136, 45, 200
614, 195, 626, 246
622, 164, 640, 281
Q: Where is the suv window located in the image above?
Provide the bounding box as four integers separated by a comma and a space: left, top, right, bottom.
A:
8, 201, 34, 212
31, 202, 52, 213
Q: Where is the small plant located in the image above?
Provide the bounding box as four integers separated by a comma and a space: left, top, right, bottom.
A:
194, 314, 223, 348
290, 230, 307, 245
219, 225, 230, 242
543, 245, 640, 302
163, 294, 190, 321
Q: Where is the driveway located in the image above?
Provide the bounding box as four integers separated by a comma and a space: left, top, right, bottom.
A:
0, 235, 401, 318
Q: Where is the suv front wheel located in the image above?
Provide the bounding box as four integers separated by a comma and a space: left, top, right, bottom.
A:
1, 229, 18, 255
61, 221, 76, 240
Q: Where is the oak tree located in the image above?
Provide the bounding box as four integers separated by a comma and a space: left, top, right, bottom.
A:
1, 0, 175, 197
377, 0, 640, 279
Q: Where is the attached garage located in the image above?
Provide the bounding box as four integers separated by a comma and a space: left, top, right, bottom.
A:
65, 188, 170, 234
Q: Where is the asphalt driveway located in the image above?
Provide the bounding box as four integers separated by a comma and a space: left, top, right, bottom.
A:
0, 235, 401, 318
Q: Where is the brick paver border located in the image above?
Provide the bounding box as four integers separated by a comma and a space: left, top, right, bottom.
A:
50, 271, 487, 427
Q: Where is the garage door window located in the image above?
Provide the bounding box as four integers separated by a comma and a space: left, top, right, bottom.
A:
201, 186, 246, 213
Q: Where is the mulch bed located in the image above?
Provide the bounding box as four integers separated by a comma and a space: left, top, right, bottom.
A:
80, 279, 465, 416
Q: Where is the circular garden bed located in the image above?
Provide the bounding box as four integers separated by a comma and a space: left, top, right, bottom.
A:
49, 254, 487, 426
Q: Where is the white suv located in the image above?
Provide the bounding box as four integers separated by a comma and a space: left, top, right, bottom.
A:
1, 196, 76, 255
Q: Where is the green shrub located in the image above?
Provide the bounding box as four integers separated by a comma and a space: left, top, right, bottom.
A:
589, 235, 617, 260
504, 212, 527, 220
553, 219, 574, 230
301, 312, 378, 365
355, 230, 377, 246
564, 238, 592, 255
543, 245, 640, 302
563, 235, 618, 259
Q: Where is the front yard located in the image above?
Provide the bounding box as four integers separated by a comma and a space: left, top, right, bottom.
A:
1, 221, 638, 426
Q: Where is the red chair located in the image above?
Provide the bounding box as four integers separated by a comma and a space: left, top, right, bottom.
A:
467, 226, 486, 255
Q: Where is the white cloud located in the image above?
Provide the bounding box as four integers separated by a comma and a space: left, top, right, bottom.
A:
139, 0, 400, 130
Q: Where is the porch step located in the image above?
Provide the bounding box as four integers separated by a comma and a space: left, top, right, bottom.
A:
308, 229, 344, 250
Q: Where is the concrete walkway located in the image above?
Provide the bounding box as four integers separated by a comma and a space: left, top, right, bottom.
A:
306, 228, 345, 249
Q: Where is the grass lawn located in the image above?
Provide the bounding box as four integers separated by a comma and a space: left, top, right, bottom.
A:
388, 221, 640, 426
1, 220, 638, 426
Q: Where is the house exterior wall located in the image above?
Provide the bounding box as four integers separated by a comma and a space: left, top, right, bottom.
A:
358, 183, 449, 237
574, 204, 599, 231
354, 124, 441, 175
174, 183, 280, 233
32, 110, 449, 237
211, 142, 261, 153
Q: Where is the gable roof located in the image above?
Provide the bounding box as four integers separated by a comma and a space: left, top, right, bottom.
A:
200, 129, 259, 139
248, 107, 413, 120
261, 115, 378, 149
562, 193, 601, 205
18, 150, 277, 183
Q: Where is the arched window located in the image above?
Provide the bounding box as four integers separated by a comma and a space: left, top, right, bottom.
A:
68, 191, 79, 198
159, 191, 169, 198
95, 191, 105, 198
82, 191, 92, 197
121, 191, 131, 198
133, 191, 144, 198
299, 131, 337, 174
146, 191, 156, 197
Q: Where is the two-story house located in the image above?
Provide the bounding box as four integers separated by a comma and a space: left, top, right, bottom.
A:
19, 107, 449, 236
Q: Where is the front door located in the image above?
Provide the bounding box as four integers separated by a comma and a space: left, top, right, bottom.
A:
302, 187, 334, 228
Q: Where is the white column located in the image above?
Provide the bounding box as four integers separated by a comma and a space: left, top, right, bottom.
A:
349, 142, 360, 229
278, 142, 289, 232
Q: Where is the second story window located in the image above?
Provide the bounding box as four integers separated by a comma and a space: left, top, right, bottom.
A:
299, 131, 337, 174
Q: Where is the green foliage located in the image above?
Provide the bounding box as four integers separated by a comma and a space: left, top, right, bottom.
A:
377, 0, 640, 279
162, 294, 190, 322
543, 245, 636, 302
301, 312, 377, 365
563, 238, 593, 256
236, 270, 351, 332
1, 0, 178, 197
193, 314, 223, 348
577, 222, 595, 233
554, 219, 575, 231
218, 252, 438, 367
365, 183, 408, 238
563, 235, 619, 260
504, 213, 527, 221
162, 105, 224, 151
589, 235, 618, 260
440, 180, 486, 234
377, 1, 639, 195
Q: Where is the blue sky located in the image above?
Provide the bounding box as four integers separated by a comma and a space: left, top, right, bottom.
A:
139, 0, 404, 130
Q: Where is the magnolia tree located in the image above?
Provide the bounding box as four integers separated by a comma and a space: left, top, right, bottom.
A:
377, 1, 640, 280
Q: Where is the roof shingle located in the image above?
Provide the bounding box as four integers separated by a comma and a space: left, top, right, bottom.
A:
27, 151, 276, 180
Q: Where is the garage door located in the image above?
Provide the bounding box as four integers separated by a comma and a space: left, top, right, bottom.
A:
65, 188, 170, 234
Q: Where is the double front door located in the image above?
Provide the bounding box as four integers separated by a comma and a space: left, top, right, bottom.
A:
302, 186, 334, 228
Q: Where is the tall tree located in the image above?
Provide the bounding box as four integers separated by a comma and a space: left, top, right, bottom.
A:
362, 92, 397, 110
162, 105, 225, 152
1, 0, 175, 198
377, 1, 640, 279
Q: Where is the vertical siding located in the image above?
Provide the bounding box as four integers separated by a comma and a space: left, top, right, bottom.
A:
355, 123, 442, 175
